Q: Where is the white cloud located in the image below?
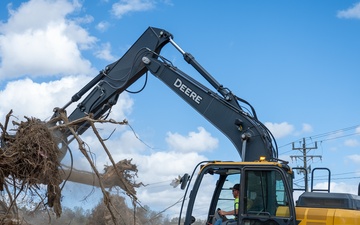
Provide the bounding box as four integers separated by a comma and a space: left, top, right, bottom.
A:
301, 123, 313, 133
293, 123, 313, 136
294, 181, 359, 203
344, 139, 360, 147
166, 127, 218, 152
0, 0, 97, 79
136, 151, 207, 181
111, 0, 155, 18
264, 122, 294, 139
135, 151, 208, 213
346, 154, 360, 163
94, 42, 116, 61
74, 15, 94, 24
96, 21, 110, 32
356, 126, 360, 134
313, 182, 358, 195
337, 2, 360, 19
0, 76, 87, 121
2, 1, 75, 33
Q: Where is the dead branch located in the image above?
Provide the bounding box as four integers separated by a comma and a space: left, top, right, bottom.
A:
0, 109, 142, 225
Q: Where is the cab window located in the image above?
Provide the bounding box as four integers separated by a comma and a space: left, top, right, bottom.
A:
245, 170, 290, 217
215, 172, 241, 218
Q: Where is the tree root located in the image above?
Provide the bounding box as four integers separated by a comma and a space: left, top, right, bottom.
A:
0, 109, 142, 225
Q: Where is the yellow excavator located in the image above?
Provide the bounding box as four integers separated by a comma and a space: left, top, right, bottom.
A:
2, 27, 360, 224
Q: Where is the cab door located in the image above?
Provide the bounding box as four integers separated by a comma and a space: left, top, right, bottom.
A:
238, 167, 297, 225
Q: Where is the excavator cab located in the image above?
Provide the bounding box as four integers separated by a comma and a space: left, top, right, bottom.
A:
180, 161, 297, 225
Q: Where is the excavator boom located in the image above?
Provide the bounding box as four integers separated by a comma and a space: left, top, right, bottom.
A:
54, 26, 277, 162
57, 27, 171, 134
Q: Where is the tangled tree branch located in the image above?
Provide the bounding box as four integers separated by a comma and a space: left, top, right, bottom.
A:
0, 109, 143, 225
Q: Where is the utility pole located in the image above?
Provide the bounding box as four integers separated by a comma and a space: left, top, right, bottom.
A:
291, 138, 321, 192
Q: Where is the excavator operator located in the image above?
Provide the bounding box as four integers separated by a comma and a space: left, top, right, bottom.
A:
214, 183, 240, 225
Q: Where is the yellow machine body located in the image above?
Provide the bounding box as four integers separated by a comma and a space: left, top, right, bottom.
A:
296, 207, 360, 225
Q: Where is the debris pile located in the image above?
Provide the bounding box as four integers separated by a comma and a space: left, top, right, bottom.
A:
0, 114, 62, 217
0, 110, 142, 224
102, 159, 143, 195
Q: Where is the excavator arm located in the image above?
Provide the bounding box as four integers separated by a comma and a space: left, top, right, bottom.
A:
142, 49, 277, 161
54, 27, 171, 134
54, 26, 277, 162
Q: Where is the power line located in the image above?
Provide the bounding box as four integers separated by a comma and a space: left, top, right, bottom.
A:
279, 124, 360, 154
307, 124, 360, 140
313, 176, 360, 181
292, 170, 360, 192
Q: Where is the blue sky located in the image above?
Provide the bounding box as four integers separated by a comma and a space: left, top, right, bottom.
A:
1, 0, 360, 218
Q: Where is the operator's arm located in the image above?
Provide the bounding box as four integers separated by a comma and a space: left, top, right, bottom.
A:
219, 197, 238, 216
218, 208, 237, 216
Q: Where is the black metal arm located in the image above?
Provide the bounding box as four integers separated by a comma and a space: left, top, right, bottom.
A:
142, 52, 277, 161
54, 26, 277, 162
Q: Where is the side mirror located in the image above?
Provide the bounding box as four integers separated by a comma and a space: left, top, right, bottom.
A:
180, 173, 189, 190
191, 216, 196, 224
